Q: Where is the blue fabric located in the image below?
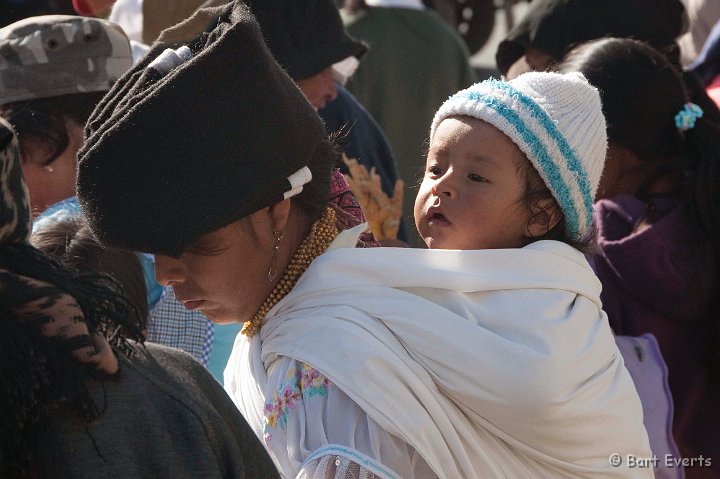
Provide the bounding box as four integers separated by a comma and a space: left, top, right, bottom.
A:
319, 84, 409, 242
207, 322, 243, 382
35, 196, 82, 219
147, 288, 213, 367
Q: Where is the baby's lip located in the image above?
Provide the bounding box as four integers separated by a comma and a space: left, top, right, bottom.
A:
427, 207, 451, 225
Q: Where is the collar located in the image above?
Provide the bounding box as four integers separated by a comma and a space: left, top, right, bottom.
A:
328, 222, 368, 250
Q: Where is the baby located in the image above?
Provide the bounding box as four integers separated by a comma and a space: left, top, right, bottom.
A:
415, 72, 602, 252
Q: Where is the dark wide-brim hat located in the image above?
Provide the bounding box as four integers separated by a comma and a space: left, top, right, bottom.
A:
495, 0, 688, 75
247, 0, 367, 81
77, 1, 327, 257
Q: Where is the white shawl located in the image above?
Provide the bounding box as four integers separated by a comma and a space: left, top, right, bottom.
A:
227, 236, 652, 478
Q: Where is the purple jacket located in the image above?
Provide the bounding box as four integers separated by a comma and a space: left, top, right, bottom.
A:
593, 194, 719, 478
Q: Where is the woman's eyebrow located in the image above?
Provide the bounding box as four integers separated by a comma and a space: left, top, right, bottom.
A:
185, 234, 227, 256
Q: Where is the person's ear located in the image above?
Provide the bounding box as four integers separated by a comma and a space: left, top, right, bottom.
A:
245, 199, 293, 241
525, 198, 562, 238
268, 198, 292, 232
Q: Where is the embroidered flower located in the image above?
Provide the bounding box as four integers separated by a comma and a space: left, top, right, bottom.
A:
263, 432, 272, 444
264, 382, 300, 429
264, 363, 332, 430
300, 363, 331, 398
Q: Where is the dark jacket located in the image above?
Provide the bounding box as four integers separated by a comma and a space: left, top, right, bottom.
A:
30, 342, 278, 478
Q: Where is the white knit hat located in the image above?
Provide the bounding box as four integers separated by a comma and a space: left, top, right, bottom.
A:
430, 71, 606, 239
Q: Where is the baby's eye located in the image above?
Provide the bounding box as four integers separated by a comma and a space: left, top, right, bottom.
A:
427, 165, 443, 176
468, 173, 488, 183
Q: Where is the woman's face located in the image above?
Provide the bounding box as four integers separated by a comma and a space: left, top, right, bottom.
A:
154, 210, 277, 324
297, 67, 338, 110
21, 119, 81, 217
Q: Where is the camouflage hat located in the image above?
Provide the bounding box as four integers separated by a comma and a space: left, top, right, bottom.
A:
0, 15, 132, 105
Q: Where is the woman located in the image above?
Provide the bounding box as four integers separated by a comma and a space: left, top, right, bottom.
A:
496, 0, 720, 126
76, 2, 650, 477
0, 118, 277, 478
0, 15, 133, 217
561, 38, 720, 478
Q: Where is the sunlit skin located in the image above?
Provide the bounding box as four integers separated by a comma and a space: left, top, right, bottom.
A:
296, 67, 338, 110
154, 200, 310, 324
414, 116, 541, 250
20, 119, 82, 217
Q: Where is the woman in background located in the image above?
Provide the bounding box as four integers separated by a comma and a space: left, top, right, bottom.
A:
562, 37, 720, 478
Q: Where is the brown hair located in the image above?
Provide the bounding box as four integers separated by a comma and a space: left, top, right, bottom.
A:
0, 92, 106, 166
517, 158, 595, 253
30, 214, 148, 323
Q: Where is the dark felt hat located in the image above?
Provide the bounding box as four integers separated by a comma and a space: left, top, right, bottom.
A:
247, 0, 367, 81
77, 1, 328, 257
496, 0, 688, 75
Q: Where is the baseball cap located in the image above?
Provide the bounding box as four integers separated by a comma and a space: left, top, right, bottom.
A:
0, 15, 132, 105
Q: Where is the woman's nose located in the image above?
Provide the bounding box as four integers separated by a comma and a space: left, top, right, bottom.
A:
154, 254, 185, 286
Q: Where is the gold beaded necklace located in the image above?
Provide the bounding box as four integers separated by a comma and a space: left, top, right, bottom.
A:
241, 207, 339, 337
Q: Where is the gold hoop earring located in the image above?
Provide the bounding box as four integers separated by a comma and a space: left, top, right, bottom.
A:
267, 230, 284, 283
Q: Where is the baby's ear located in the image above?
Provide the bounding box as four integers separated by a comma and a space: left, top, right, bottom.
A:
525, 199, 562, 238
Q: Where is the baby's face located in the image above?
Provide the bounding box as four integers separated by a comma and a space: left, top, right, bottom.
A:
414, 116, 531, 250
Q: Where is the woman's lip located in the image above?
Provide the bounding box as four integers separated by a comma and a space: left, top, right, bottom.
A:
181, 300, 206, 311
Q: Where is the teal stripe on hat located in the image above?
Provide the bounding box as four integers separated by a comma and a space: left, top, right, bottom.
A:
484, 80, 594, 225
453, 91, 583, 237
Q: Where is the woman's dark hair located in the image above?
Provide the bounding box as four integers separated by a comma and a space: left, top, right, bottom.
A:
0, 241, 145, 477
0, 91, 106, 165
30, 214, 149, 323
517, 159, 594, 253
561, 37, 720, 371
